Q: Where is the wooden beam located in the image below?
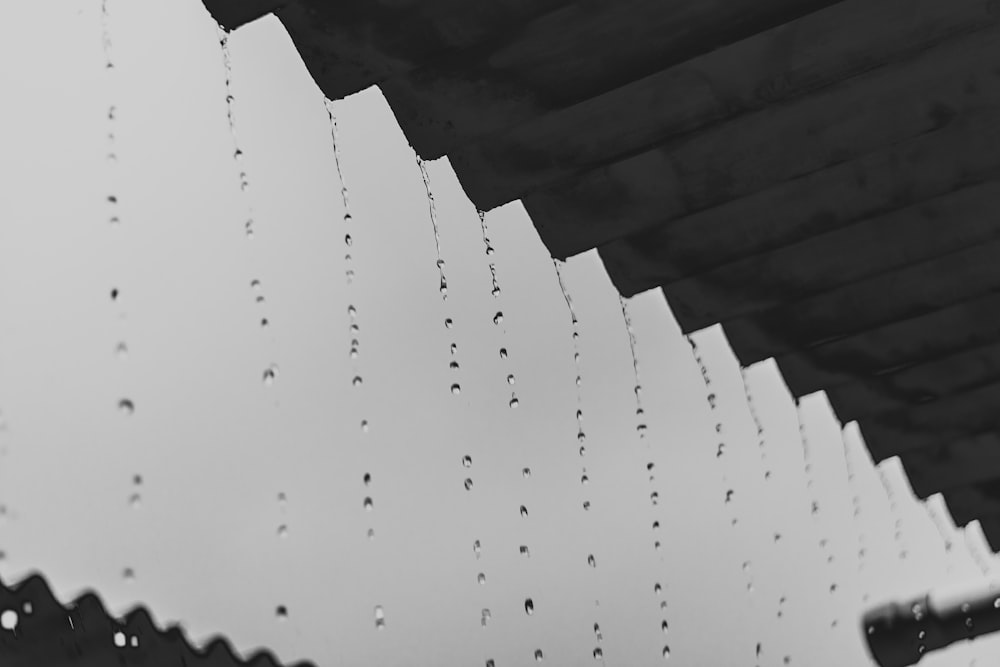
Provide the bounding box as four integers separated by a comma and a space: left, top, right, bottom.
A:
663, 181, 1000, 330
763, 291, 1000, 399
275, 0, 571, 99
857, 380, 1000, 459
526, 24, 1000, 259
826, 338, 1000, 421
381, 0, 844, 160
450, 0, 1000, 210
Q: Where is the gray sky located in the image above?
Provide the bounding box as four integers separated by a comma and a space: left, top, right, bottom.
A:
1, 2, 999, 666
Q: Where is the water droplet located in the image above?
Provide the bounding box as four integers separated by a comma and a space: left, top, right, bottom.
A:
464, 478, 473, 491
498, 347, 507, 359
345, 234, 352, 246
449, 361, 459, 370
486, 660, 495, 667
353, 376, 363, 387
725, 490, 734, 503
118, 399, 134, 415
520, 505, 528, 518
450, 343, 458, 355
574, 352, 581, 363
361, 420, 369, 433
578, 431, 587, 443
112, 630, 126, 646
662, 646, 671, 659
654, 583, 662, 595
661, 620, 669, 634
576, 376, 582, 387
593, 648, 603, 660
520, 545, 530, 557
481, 608, 491, 627
263, 366, 277, 385
277, 525, 288, 538
653, 521, 660, 530
637, 424, 647, 435
583, 501, 591, 511
707, 393, 717, 409
347, 305, 357, 318
651, 491, 659, 505
493, 312, 503, 325
509, 396, 519, 409
367, 528, 375, 540
439, 281, 448, 297
363, 497, 373, 511
363, 472, 371, 486
742, 561, 751, 572
451, 383, 462, 395
492, 286, 501, 297
462, 455, 472, 468
0, 610, 17, 632
587, 554, 596, 567
110, 287, 120, 301
579, 446, 586, 456
524, 599, 534, 615
581, 474, 589, 485
275, 606, 288, 619
473, 540, 481, 558
534, 649, 544, 661
477, 572, 486, 585
445, 318, 453, 329
115, 342, 128, 359
374, 605, 385, 630
507, 374, 516, 385
522, 467, 531, 478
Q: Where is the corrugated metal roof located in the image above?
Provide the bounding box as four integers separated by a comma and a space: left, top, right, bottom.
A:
204, 0, 1000, 549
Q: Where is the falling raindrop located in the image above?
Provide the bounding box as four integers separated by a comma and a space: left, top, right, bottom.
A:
277, 525, 288, 538
725, 490, 734, 503
522, 467, 531, 478
263, 366, 277, 385
449, 361, 459, 370
520, 545, 530, 557
481, 608, 491, 627
499, 347, 508, 359
462, 455, 472, 468
509, 396, 519, 409
534, 649, 544, 662
662, 620, 669, 634
353, 376, 363, 387
478, 573, 486, 585
451, 383, 462, 395
1, 610, 18, 631
593, 648, 603, 660
450, 343, 457, 355
507, 374, 516, 385
374, 605, 385, 630
486, 661, 495, 667
118, 399, 134, 415
363, 473, 371, 485
363, 497, 373, 511
520, 505, 528, 518
115, 342, 128, 359
464, 478, 473, 491
493, 312, 503, 326
473, 540, 482, 558
361, 420, 369, 433
662, 646, 671, 659
524, 599, 534, 615
445, 318, 454, 329
275, 606, 288, 619
587, 554, 596, 568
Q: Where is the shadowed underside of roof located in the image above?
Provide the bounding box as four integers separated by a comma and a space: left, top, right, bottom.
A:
204, 0, 1000, 550
0, 573, 313, 667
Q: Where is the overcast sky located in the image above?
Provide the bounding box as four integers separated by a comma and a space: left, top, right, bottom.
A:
1, 3, 999, 666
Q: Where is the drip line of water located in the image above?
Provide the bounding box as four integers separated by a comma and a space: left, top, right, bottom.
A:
552, 260, 606, 662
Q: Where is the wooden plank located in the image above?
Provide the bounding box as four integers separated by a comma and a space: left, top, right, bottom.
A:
276, 0, 571, 99
760, 291, 1000, 399
664, 181, 1000, 329
901, 432, 1000, 498
857, 381, 1000, 458
450, 0, 1000, 210
381, 0, 843, 159
526, 24, 1000, 259
827, 338, 1000, 421
602, 108, 1000, 296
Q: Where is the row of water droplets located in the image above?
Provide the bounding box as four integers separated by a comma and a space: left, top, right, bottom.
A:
326, 102, 375, 548
101, 0, 140, 589
796, 406, 842, 640
841, 431, 872, 607
553, 261, 606, 662
618, 297, 669, 661
218, 25, 288, 620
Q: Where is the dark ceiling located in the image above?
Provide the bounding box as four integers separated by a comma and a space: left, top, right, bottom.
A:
203, 0, 1000, 550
